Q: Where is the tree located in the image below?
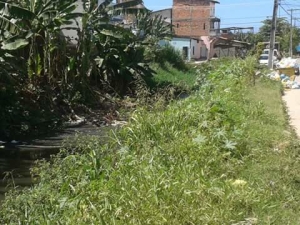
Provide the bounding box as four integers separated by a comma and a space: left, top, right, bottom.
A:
257, 18, 300, 54
0, 0, 151, 139
136, 12, 173, 62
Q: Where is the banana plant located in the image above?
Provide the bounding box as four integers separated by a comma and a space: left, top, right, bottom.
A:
137, 12, 173, 42
73, 0, 147, 96
0, 0, 79, 79
136, 12, 173, 61
93, 25, 151, 95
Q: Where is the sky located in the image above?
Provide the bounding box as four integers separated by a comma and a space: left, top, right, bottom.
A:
142, 0, 300, 32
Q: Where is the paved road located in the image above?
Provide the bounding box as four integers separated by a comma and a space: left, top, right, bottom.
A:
282, 75, 300, 137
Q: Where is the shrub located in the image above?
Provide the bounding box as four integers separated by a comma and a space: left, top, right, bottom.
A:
1, 58, 298, 224
154, 44, 188, 71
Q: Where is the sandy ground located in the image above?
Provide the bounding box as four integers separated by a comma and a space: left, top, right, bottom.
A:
282, 75, 300, 137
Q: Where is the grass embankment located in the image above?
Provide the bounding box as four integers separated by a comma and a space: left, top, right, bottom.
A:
150, 63, 197, 89
1, 58, 300, 224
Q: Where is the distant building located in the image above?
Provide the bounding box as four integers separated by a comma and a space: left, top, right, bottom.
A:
172, 0, 220, 38
172, 0, 221, 59
115, 0, 147, 27
61, 0, 148, 44
61, 0, 84, 45
159, 37, 204, 61
151, 8, 172, 24
152, 0, 221, 60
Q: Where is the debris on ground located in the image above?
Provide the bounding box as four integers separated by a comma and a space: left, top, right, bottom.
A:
265, 57, 300, 89
111, 120, 128, 127
267, 70, 300, 89
65, 115, 86, 127
276, 57, 299, 69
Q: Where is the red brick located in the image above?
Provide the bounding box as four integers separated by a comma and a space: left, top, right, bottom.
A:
173, 0, 212, 37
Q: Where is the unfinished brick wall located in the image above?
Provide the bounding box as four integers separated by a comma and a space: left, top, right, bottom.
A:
173, 0, 212, 37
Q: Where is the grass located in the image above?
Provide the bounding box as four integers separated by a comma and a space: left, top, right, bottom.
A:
150, 63, 198, 89
138, 62, 198, 104
1, 57, 300, 224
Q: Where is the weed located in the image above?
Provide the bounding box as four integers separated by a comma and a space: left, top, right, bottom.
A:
1, 58, 299, 224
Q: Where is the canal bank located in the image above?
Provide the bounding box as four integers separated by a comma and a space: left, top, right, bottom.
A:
0, 123, 117, 201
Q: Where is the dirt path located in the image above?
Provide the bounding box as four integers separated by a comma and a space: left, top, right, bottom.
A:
282, 76, 300, 137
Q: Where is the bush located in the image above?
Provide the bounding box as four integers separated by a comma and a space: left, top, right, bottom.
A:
1, 58, 299, 224
154, 44, 188, 71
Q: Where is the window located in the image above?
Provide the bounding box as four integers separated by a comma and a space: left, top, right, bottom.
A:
203, 23, 206, 30
177, 23, 179, 28
259, 55, 268, 60
210, 7, 215, 17
193, 46, 195, 55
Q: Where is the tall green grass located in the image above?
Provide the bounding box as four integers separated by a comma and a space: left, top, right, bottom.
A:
1, 57, 300, 224
149, 63, 198, 89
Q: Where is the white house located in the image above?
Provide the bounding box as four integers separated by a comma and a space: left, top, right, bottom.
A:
159, 37, 205, 61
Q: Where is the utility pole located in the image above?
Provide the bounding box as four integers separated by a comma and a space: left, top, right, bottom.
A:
289, 9, 293, 57
288, 9, 300, 57
268, 0, 279, 69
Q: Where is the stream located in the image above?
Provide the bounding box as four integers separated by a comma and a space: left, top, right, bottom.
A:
0, 157, 39, 201
0, 123, 113, 201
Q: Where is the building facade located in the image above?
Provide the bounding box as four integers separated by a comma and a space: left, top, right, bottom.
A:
159, 37, 203, 61
172, 0, 220, 38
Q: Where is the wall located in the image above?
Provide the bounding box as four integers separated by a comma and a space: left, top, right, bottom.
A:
214, 47, 236, 58
159, 38, 191, 60
159, 37, 205, 61
191, 39, 201, 59
151, 8, 172, 24
201, 36, 211, 58
61, 0, 84, 45
172, 0, 213, 37
170, 38, 191, 61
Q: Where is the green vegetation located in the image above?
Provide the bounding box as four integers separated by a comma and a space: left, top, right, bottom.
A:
247, 18, 300, 56
146, 63, 197, 91
2, 57, 300, 224
0, 0, 174, 140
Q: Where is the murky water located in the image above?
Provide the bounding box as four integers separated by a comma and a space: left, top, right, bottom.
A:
0, 158, 35, 200
0, 124, 114, 201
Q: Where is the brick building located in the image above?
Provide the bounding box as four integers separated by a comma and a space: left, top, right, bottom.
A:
172, 0, 220, 38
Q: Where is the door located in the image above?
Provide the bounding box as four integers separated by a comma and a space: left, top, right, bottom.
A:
182, 47, 189, 60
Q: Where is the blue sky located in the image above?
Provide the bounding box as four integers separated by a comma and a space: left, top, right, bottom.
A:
142, 0, 300, 32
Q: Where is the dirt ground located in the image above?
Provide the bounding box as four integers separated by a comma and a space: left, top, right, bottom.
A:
282, 75, 300, 137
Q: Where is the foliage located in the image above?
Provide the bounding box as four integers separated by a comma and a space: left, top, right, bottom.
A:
2, 58, 300, 224
150, 62, 197, 89
136, 12, 173, 62
257, 18, 300, 54
153, 44, 187, 71
0, 0, 161, 139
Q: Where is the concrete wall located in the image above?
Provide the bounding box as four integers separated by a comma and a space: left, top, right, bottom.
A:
201, 36, 211, 58
61, 0, 84, 45
159, 37, 204, 61
170, 38, 191, 60
191, 39, 201, 59
159, 38, 190, 60
151, 8, 172, 24
61, 0, 105, 44
214, 47, 236, 58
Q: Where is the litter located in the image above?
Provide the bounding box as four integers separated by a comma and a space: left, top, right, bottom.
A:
267, 70, 300, 89
276, 57, 299, 69
111, 120, 128, 127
